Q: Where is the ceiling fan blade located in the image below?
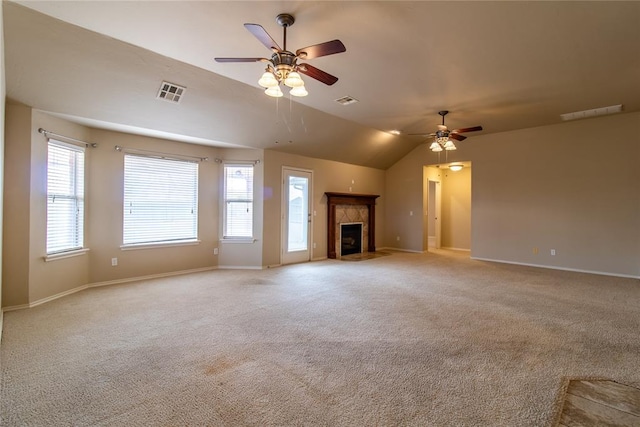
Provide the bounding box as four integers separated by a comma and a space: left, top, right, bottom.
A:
296, 40, 346, 59
244, 23, 282, 51
408, 133, 437, 137
298, 63, 338, 85
214, 57, 265, 63
451, 125, 483, 134
449, 133, 467, 141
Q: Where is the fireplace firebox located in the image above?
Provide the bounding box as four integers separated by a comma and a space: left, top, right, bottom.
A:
340, 223, 363, 256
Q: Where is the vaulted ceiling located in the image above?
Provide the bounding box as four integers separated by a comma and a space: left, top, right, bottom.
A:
4, 1, 640, 169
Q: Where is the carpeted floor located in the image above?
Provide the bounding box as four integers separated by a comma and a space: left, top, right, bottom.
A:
1, 250, 639, 426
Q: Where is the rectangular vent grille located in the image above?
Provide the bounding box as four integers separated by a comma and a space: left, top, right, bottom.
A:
335, 95, 359, 106
560, 104, 622, 121
157, 81, 186, 103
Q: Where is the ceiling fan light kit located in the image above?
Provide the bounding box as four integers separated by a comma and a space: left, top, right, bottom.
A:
412, 110, 483, 152
215, 13, 346, 99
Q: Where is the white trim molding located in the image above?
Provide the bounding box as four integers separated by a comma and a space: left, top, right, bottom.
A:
1, 266, 218, 312
471, 257, 640, 279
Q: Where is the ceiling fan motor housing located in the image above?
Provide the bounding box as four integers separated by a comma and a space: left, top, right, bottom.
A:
270, 51, 297, 80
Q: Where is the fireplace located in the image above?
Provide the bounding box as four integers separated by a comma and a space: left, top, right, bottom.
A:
340, 223, 363, 256
325, 192, 380, 259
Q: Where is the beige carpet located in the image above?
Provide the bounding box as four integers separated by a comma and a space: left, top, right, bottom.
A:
1, 250, 639, 426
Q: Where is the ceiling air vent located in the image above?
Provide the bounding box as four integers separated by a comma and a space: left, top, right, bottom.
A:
157, 81, 186, 103
560, 104, 622, 121
335, 95, 359, 106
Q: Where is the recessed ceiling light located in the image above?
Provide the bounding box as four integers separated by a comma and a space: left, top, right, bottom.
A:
560, 104, 622, 121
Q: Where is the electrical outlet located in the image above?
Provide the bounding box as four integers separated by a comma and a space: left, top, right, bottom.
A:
533, 247, 538, 255
410, 211, 413, 216
550, 249, 556, 256
213, 248, 219, 255
313, 242, 317, 249
396, 236, 400, 241
111, 257, 118, 266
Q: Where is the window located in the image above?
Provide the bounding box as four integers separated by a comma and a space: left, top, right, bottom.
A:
47, 140, 85, 254
123, 154, 198, 246
223, 164, 254, 239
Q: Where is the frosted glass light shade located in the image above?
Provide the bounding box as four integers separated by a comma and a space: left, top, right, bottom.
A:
290, 85, 308, 97
284, 72, 304, 88
258, 71, 278, 88
431, 144, 443, 152
265, 86, 284, 97
443, 140, 456, 149
449, 164, 463, 171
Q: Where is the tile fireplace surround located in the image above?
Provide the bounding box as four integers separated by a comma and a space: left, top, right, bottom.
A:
325, 192, 380, 259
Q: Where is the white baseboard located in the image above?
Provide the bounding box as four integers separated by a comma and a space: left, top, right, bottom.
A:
379, 246, 423, 254
2, 266, 218, 312
3, 285, 89, 312
89, 266, 217, 288
265, 263, 282, 269
217, 265, 263, 270
471, 257, 640, 279
442, 247, 471, 252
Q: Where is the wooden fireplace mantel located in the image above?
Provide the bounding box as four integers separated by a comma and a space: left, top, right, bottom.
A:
325, 192, 380, 259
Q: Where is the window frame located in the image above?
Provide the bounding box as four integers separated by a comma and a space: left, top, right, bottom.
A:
46, 139, 86, 256
222, 163, 255, 241
122, 153, 200, 248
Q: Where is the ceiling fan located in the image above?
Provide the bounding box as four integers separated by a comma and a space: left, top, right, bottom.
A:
214, 13, 346, 97
411, 111, 483, 152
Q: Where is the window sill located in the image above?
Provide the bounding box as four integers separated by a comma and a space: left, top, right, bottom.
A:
221, 238, 257, 244
44, 248, 90, 262
121, 240, 201, 251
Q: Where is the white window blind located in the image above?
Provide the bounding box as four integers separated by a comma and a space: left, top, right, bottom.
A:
123, 154, 199, 245
47, 140, 85, 254
223, 164, 254, 238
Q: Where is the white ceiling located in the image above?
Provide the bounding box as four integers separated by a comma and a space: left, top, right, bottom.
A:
4, 1, 640, 169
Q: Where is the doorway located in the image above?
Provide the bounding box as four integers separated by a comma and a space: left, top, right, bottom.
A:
425, 163, 472, 253
281, 168, 312, 264
427, 179, 442, 249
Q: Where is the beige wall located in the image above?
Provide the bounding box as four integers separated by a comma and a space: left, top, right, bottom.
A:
466, 112, 639, 276
384, 144, 431, 252
2, 108, 227, 308
3, 103, 32, 306
263, 150, 386, 267
441, 166, 471, 251
86, 128, 223, 282
388, 111, 640, 277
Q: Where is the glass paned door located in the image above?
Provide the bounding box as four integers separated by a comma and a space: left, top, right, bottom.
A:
282, 168, 312, 264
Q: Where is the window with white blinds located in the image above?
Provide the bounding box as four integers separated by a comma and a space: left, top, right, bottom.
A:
47, 140, 85, 254
123, 154, 199, 246
223, 164, 254, 238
